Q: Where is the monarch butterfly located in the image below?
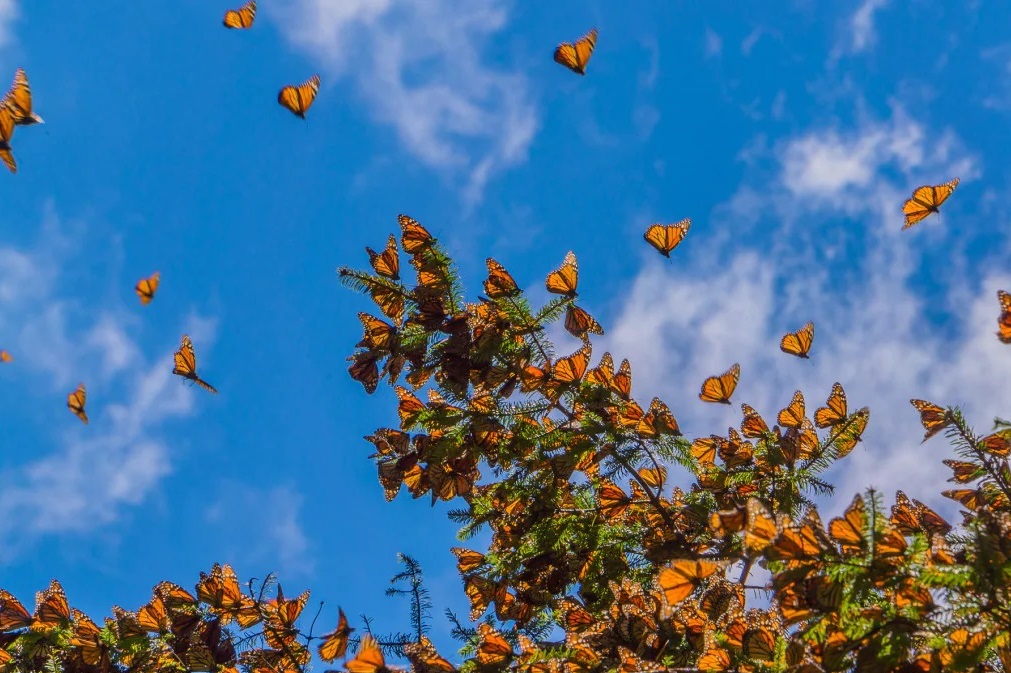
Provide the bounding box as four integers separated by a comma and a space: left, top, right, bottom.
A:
910, 398, 948, 441
777, 390, 806, 429
0, 105, 17, 173
828, 494, 866, 554
451, 548, 486, 574
643, 218, 690, 257
398, 214, 434, 253
366, 234, 400, 280
564, 305, 604, 337
172, 334, 218, 393
545, 250, 578, 296
554, 28, 598, 75
2, 68, 43, 126
71, 610, 111, 668
739, 403, 769, 438
223, 0, 256, 28
0, 588, 32, 631
475, 624, 513, 666
814, 382, 847, 427
346, 634, 392, 673
743, 498, 776, 553
277, 74, 320, 119
780, 321, 814, 358
0, 349, 11, 362
996, 290, 1011, 343
135, 271, 160, 305
32, 579, 70, 631
901, 178, 959, 229
658, 558, 720, 605
699, 363, 740, 404
696, 647, 731, 672
67, 383, 88, 424
403, 637, 454, 673
484, 258, 519, 298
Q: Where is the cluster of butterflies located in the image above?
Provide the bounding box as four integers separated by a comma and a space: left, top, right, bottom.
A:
60, 273, 216, 425
0, 68, 44, 173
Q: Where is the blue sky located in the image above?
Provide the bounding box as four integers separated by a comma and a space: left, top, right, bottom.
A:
1, 0, 1011, 661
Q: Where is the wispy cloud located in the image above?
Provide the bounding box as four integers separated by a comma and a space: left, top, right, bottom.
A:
603, 106, 998, 518
204, 483, 315, 579
0, 205, 215, 560
0, 0, 17, 50
834, 0, 889, 58
267, 0, 538, 205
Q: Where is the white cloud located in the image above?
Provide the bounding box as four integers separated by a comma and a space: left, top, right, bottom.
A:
266, 0, 538, 205
603, 107, 998, 520
0, 206, 215, 559
0, 0, 17, 50
834, 0, 889, 58
204, 483, 315, 579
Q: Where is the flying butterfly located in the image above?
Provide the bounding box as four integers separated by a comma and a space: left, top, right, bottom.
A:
223, 0, 256, 28
67, 383, 88, 424
996, 290, 1011, 344
345, 634, 391, 673
2, 68, 43, 126
545, 250, 578, 296
910, 398, 949, 442
317, 606, 353, 658
173, 334, 218, 393
135, 271, 160, 305
901, 178, 959, 229
780, 321, 814, 359
699, 363, 740, 404
643, 218, 691, 258
554, 28, 598, 75
0, 349, 11, 362
278, 74, 321, 119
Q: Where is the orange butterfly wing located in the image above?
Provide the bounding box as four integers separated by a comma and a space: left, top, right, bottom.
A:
278, 74, 321, 118
67, 383, 88, 424
346, 634, 388, 673
554, 28, 598, 75
901, 178, 959, 229
3, 68, 42, 125
0, 349, 11, 362
545, 250, 578, 295
173, 334, 218, 393
699, 363, 740, 404
996, 290, 1011, 343
135, 271, 160, 305
814, 382, 847, 428
643, 218, 691, 257
779, 321, 814, 358
223, 0, 256, 28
